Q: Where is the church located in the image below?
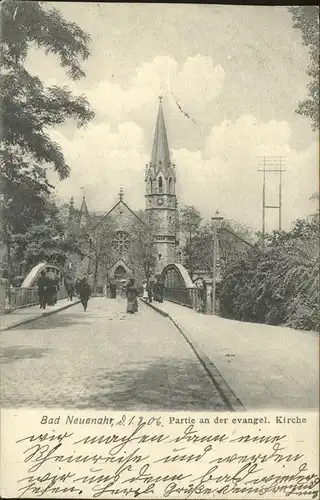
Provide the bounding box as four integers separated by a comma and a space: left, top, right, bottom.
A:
67, 97, 181, 289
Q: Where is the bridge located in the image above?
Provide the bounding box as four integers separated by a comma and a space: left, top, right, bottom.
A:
161, 263, 198, 309
2, 262, 67, 312
159, 226, 255, 313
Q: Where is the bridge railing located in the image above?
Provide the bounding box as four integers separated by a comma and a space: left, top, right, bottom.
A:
4, 285, 68, 311
163, 287, 199, 309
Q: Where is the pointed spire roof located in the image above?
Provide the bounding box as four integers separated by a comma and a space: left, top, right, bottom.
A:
150, 96, 171, 170
79, 195, 89, 215
79, 195, 90, 228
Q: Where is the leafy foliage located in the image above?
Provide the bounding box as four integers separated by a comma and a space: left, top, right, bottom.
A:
179, 206, 254, 278
132, 211, 159, 279
219, 213, 319, 331
0, 1, 94, 280
288, 6, 319, 130
1, 1, 91, 79
180, 205, 202, 278
71, 216, 118, 289
0, 200, 80, 276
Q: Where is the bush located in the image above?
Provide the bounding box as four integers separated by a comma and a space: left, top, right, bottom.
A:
286, 294, 319, 331
219, 213, 319, 331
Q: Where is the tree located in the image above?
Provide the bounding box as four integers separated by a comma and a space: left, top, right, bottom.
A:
180, 205, 202, 279
13, 199, 68, 268
219, 212, 319, 331
11, 199, 84, 274
132, 211, 159, 279
179, 216, 254, 278
0, 157, 52, 280
86, 218, 117, 290
218, 220, 254, 267
0, 1, 94, 282
288, 6, 319, 130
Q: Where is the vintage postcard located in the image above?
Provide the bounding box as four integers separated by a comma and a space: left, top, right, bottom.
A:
0, 2, 319, 499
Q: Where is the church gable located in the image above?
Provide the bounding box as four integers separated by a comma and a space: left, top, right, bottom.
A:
87, 195, 145, 282
105, 200, 142, 232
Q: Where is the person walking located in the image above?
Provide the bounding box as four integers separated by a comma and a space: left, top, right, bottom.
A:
146, 279, 153, 303
37, 270, 48, 309
65, 278, 74, 301
54, 274, 60, 304
125, 278, 138, 314
142, 280, 148, 301
110, 279, 117, 299
75, 277, 80, 296
79, 276, 91, 311
154, 276, 164, 303
45, 271, 56, 306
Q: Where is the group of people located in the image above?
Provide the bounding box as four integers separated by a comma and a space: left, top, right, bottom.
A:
37, 272, 91, 312
37, 269, 164, 315
142, 277, 164, 304
37, 270, 60, 309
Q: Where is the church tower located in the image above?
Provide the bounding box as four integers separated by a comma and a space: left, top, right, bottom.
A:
145, 97, 178, 269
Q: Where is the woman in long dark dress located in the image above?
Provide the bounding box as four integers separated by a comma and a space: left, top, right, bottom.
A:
110, 279, 117, 298
46, 271, 57, 306
37, 271, 48, 309
65, 279, 74, 301
79, 277, 91, 311
153, 277, 164, 303
146, 280, 153, 303
126, 278, 138, 314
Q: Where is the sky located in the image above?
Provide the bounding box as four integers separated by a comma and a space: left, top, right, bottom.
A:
25, 3, 318, 232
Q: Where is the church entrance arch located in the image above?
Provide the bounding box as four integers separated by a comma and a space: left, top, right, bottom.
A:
114, 265, 126, 281
107, 259, 133, 291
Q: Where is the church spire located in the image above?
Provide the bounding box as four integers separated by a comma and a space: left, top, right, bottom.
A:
79, 194, 89, 216
150, 96, 171, 171
79, 193, 90, 228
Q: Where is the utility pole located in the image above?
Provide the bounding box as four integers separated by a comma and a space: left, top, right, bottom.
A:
212, 224, 218, 314
211, 210, 224, 315
258, 156, 286, 239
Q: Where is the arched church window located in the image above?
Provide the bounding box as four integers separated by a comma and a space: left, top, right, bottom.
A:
158, 177, 163, 193
112, 231, 130, 254
149, 178, 153, 193
168, 177, 173, 193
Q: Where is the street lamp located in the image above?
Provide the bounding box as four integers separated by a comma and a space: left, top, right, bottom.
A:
87, 236, 93, 275
212, 209, 224, 314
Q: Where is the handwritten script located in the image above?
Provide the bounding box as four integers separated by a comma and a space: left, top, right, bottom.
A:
3, 412, 320, 499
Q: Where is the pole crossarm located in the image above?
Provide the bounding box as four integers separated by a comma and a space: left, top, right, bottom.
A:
258, 169, 287, 173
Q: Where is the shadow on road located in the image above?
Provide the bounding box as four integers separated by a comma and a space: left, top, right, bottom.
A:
17, 313, 92, 330
0, 345, 51, 364
78, 358, 228, 411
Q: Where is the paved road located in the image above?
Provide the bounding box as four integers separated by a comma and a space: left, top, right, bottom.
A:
0, 298, 229, 411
